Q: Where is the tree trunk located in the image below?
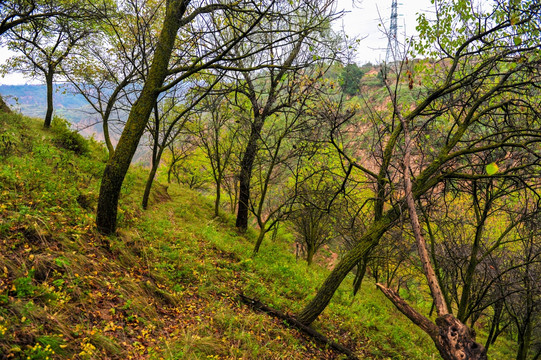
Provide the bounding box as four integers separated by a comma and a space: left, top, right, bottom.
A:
96, 0, 190, 234
102, 97, 117, 159
214, 174, 222, 217
167, 163, 173, 183
435, 314, 487, 360
352, 255, 369, 296
378, 284, 487, 360
457, 184, 487, 322
253, 227, 266, 255
296, 218, 392, 325
236, 116, 265, 230
306, 244, 315, 266
516, 321, 533, 360
44, 70, 54, 128
102, 78, 131, 159
142, 160, 159, 210
142, 103, 161, 210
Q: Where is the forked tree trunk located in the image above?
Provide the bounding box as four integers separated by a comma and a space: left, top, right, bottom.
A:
516, 321, 533, 360
485, 299, 503, 350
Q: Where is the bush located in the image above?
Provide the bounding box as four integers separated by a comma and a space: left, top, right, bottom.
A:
51, 116, 90, 155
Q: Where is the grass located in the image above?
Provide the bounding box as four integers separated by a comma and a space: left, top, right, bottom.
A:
0, 112, 516, 359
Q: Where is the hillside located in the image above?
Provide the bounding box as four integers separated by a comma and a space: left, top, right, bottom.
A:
0, 85, 94, 122
0, 112, 456, 360
0, 85, 106, 141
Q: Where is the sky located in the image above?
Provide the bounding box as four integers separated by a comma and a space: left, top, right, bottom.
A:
0, 0, 435, 85
335, 0, 434, 64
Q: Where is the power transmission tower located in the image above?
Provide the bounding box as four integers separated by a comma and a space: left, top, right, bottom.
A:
385, 0, 398, 63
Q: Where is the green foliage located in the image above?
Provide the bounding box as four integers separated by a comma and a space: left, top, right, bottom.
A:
170, 147, 213, 190
340, 63, 365, 96
13, 271, 37, 298
51, 116, 90, 155
22, 342, 56, 360
0, 112, 518, 359
486, 162, 499, 175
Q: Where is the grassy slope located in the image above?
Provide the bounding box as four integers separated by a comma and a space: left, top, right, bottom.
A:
0, 113, 513, 359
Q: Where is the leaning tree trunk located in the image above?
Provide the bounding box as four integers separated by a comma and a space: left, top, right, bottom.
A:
296, 218, 392, 325
142, 160, 160, 210
253, 227, 266, 255
44, 70, 54, 128
96, 0, 189, 234
236, 116, 265, 230
142, 103, 162, 210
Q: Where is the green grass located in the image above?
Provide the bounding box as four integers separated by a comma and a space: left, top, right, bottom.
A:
0, 112, 516, 359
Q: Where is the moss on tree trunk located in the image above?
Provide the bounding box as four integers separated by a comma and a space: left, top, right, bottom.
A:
236, 116, 265, 230
296, 217, 393, 324
96, 0, 189, 234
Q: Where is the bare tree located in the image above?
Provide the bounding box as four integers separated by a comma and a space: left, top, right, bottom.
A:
192, 92, 241, 216
226, 0, 342, 231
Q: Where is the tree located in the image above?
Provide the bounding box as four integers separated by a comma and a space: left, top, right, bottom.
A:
296, 1, 541, 340
164, 132, 197, 185
290, 188, 335, 265
0, 0, 90, 36
228, 0, 341, 231
141, 79, 218, 210
503, 223, 541, 360
3, 12, 90, 127
248, 98, 324, 254
192, 92, 241, 216
97, 0, 190, 233
63, 0, 156, 157
96, 0, 284, 234
340, 63, 364, 96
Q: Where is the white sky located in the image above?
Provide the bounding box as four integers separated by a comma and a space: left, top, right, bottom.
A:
0, 0, 435, 85
336, 0, 434, 64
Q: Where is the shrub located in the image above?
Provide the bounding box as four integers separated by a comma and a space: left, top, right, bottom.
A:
51, 116, 89, 155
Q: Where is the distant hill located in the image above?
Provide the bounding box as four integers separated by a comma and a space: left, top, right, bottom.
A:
0, 84, 105, 138
0, 84, 155, 164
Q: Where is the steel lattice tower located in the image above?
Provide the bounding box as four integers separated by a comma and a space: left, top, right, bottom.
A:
385, 0, 398, 63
